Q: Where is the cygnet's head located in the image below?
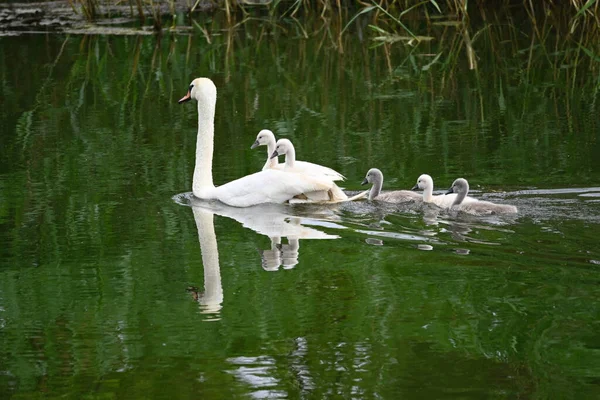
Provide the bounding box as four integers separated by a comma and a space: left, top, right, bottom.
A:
411, 174, 433, 191
178, 78, 217, 104
270, 139, 294, 159
446, 178, 469, 195
361, 168, 383, 186
251, 129, 275, 149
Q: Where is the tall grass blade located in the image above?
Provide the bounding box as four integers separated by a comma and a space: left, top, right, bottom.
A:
341, 5, 376, 36
575, 0, 598, 18
369, 1, 417, 40
578, 43, 600, 62
429, 0, 441, 14
399, 0, 438, 18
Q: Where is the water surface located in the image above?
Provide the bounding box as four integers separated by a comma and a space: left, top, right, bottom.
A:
1, 20, 599, 399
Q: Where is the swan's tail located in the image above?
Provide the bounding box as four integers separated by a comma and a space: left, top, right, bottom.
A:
329, 185, 348, 202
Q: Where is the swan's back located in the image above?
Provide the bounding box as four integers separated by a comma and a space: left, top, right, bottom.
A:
455, 200, 518, 215
269, 161, 344, 181
213, 169, 336, 207
291, 161, 345, 181
375, 190, 422, 203
430, 193, 460, 208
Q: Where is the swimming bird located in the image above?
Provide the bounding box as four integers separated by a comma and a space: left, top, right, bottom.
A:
411, 174, 459, 207
361, 168, 421, 202
178, 78, 348, 207
251, 129, 345, 181
446, 178, 518, 215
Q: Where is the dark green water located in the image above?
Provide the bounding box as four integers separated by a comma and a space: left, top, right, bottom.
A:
1, 20, 600, 399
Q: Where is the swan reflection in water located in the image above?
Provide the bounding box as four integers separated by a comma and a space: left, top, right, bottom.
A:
260, 237, 301, 271
180, 195, 339, 318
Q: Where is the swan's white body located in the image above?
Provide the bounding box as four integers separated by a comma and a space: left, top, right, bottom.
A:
252, 130, 345, 181
181, 78, 353, 207
362, 168, 421, 203
447, 178, 518, 215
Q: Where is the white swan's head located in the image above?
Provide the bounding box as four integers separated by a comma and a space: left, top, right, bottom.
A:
178, 78, 217, 104
361, 168, 383, 186
251, 129, 276, 149
270, 138, 294, 159
446, 178, 469, 195
412, 174, 433, 191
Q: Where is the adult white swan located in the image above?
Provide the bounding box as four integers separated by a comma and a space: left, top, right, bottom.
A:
446, 178, 518, 215
361, 168, 421, 202
251, 129, 345, 181
179, 78, 348, 207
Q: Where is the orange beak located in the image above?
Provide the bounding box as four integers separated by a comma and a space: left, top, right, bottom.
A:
178, 90, 192, 104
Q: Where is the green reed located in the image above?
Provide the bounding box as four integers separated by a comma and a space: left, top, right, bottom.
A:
60, 0, 600, 81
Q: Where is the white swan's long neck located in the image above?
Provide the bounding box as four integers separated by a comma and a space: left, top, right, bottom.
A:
284, 146, 296, 168
267, 139, 278, 168
193, 99, 216, 197
192, 208, 223, 313
423, 184, 434, 202
452, 187, 467, 207
369, 179, 382, 200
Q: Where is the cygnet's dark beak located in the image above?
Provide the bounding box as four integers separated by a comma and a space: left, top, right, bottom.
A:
411, 184, 419, 191
250, 140, 259, 149
361, 178, 369, 186
270, 150, 279, 159
445, 187, 454, 195
178, 90, 192, 104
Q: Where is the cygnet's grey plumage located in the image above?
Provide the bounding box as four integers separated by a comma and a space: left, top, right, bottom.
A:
446, 178, 518, 215
361, 168, 422, 203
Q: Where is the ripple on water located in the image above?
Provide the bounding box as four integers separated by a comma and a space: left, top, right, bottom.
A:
172, 187, 600, 272
226, 356, 287, 399
484, 187, 600, 222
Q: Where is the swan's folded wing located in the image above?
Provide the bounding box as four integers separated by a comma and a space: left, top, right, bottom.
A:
214, 169, 334, 207
462, 200, 517, 214
293, 161, 346, 181
431, 193, 458, 207
376, 190, 422, 203
460, 195, 479, 205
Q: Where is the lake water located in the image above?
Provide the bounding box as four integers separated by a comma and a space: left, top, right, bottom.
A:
1, 17, 600, 399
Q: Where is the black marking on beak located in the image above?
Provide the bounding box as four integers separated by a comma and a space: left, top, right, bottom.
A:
361, 178, 369, 185
250, 140, 260, 149
411, 184, 419, 191
270, 150, 279, 159
445, 187, 454, 195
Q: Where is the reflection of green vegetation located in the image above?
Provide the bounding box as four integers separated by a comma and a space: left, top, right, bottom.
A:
0, 19, 599, 398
